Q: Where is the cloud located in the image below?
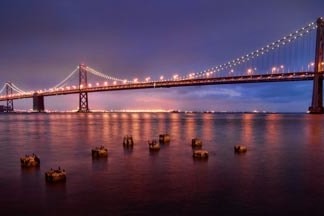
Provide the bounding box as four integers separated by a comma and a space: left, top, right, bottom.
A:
236, 82, 312, 103
170, 86, 241, 99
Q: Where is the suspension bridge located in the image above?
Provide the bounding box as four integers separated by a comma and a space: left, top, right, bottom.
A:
1, 17, 324, 113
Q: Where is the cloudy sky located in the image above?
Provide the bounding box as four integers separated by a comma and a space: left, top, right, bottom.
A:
0, 0, 323, 112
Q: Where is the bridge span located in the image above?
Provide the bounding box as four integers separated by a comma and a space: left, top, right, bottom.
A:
0, 17, 324, 113
0, 71, 317, 100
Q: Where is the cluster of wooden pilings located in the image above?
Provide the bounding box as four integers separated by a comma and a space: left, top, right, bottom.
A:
20, 154, 66, 183
20, 135, 248, 184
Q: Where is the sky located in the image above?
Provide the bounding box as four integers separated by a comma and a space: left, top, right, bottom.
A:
0, 0, 323, 112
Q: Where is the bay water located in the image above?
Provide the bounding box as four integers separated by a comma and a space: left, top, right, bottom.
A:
1, 113, 324, 215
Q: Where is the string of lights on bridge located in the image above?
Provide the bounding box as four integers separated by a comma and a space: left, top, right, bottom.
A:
0, 20, 320, 99
0, 82, 26, 95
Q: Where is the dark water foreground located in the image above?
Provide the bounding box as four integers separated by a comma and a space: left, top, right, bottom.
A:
1, 112, 324, 215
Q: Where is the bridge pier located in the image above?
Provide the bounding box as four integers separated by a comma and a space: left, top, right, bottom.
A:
78, 64, 90, 112
6, 82, 14, 112
33, 94, 45, 112
6, 99, 14, 112
78, 92, 89, 112
309, 74, 324, 113
309, 17, 324, 114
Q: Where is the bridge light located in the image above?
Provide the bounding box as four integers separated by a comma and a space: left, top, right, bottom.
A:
173, 74, 178, 80
160, 76, 164, 80
113, 81, 117, 85
247, 69, 253, 75
280, 65, 284, 72
104, 81, 108, 86
80, 84, 83, 89
96, 82, 100, 86
145, 77, 151, 82
88, 83, 92, 87
271, 67, 277, 74
308, 62, 315, 71
123, 80, 127, 84
133, 78, 138, 83
72, 85, 76, 89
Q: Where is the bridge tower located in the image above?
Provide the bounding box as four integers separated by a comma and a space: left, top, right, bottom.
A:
78, 64, 89, 112
6, 82, 14, 112
309, 17, 324, 114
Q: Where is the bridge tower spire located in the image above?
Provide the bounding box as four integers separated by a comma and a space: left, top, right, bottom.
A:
6, 82, 14, 112
78, 64, 89, 112
309, 17, 324, 114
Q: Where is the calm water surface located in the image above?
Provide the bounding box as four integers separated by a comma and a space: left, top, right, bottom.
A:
1, 113, 324, 215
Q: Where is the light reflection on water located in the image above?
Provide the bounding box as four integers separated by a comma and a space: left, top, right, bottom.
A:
1, 113, 324, 215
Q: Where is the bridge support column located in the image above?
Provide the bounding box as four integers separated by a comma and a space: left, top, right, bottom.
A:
79, 92, 89, 112
309, 17, 324, 114
33, 94, 45, 112
6, 82, 14, 112
78, 64, 89, 112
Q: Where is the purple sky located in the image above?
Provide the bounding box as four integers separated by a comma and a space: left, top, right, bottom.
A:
0, 0, 323, 112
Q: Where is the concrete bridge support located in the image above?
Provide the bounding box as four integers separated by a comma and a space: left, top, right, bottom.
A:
33, 94, 45, 112
309, 17, 324, 114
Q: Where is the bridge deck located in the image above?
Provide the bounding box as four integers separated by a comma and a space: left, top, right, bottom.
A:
0, 71, 319, 101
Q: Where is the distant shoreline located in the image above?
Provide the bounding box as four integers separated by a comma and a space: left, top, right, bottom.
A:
0, 110, 308, 114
